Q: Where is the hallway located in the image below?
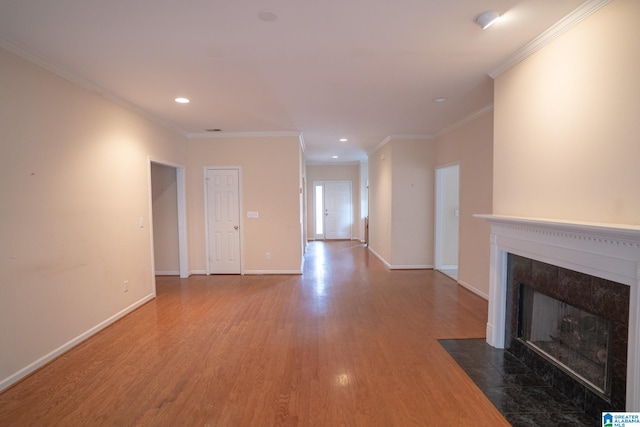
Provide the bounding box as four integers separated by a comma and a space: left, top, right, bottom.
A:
0, 241, 507, 426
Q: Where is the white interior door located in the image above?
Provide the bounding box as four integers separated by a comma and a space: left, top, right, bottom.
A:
206, 168, 241, 274
324, 181, 352, 240
435, 164, 460, 279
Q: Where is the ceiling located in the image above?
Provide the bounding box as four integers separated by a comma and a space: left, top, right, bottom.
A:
0, 0, 587, 163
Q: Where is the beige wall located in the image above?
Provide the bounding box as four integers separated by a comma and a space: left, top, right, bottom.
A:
435, 111, 493, 298
494, 0, 640, 225
151, 163, 179, 274
369, 139, 433, 268
368, 143, 393, 263
391, 139, 434, 267
305, 163, 361, 241
187, 136, 303, 273
0, 47, 187, 389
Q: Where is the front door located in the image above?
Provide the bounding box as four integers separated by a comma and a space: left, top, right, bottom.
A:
324, 181, 352, 240
205, 168, 241, 274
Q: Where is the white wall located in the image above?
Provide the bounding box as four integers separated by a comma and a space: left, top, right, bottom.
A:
0, 46, 187, 390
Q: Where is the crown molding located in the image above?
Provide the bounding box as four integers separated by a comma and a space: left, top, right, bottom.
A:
306, 161, 364, 166
489, 0, 612, 79
368, 134, 434, 156
188, 130, 302, 139
0, 35, 189, 137
435, 103, 494, 137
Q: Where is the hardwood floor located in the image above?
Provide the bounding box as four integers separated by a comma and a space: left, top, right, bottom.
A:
0, 241, 509, 426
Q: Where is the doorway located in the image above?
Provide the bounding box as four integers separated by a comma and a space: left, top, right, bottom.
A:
435, 163, 460, 280
313, 181, 352, 240
205, 167, 241, 274
149, 159, 189, 280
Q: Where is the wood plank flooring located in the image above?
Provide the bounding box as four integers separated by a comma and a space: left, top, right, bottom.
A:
0, 241, 509, 426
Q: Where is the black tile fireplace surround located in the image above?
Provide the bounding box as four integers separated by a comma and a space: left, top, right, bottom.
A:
505, 254, 630, 420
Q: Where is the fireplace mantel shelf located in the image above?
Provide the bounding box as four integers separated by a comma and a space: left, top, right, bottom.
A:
475, 214, 640, 242
476, 214, 640, 410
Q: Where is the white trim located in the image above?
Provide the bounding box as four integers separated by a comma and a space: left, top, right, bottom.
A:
434, 163, 460, 273
476, 214, 640, 410
155, 271, 180, 276
190, 269, 207, 275
0, 36, 188, 136
148, 158, 189, 280
368, 134, 433, 156
368, 246, 391, 269
243, 270, 302, 275
389, 264, 433, 270
458, 279, 489, 300
435, 104, 493, 137
204, 167, 244, 275
0, 293, 154, 392
489, 0, 612, 79
188, 131, 301, 139
176, 168, 189, 278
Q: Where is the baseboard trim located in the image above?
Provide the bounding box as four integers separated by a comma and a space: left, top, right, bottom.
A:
155, 271, 180, 276
0, 293, 155, 392
458, 279, 489, 300
243, 270, 302, 275
189, 270, 207, 275
389, 264, 433, 270
366, 247, 431, 270
367, 246, 391, 269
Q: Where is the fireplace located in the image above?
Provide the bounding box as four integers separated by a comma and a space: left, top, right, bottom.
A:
505, 253, 629, 416
476, 215, 640, 412
519, 284, 613, 395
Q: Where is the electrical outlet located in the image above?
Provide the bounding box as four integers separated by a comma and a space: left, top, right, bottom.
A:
123, 280, 129, 293
265, 252, 271, 260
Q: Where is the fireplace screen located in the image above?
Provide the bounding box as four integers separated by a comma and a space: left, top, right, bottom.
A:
518, 285, 613, 395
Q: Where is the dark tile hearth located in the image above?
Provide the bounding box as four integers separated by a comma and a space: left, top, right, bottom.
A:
440, 338, 597, 426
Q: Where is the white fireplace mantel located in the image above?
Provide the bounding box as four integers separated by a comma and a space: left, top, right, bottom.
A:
475, 214, 640, 410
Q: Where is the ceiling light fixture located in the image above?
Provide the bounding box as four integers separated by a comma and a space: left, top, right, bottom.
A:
339, 138, 348, 142
433, 97, 448, 103
175, 97, 190, 104
332, 155, 339, 159
475, 11, 501, 29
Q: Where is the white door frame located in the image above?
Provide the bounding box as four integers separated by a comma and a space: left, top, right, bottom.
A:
313, 180, 352, 240
204, 166, 243, 275
148, 158, 189, 290
434, 162, 460, 273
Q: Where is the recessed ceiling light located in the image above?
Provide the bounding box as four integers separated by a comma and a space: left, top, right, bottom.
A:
175, 97, 190, 104
475, 11, 501, 29
433, 97, 448, 103
258, 10, 278, 22
339, 138, 348, 142
332, 155, 339, 159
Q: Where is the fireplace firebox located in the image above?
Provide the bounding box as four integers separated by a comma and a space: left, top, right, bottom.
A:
519, 284, 613, 395
506, 254, 629, 418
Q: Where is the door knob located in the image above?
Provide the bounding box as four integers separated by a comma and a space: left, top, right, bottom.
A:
234, 225, 239, 230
